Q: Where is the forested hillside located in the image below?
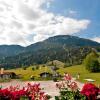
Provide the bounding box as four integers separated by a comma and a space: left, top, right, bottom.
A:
0, 35, 100, 69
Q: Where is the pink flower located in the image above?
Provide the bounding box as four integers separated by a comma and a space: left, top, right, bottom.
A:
69, 82, 78, 91
64, 73, 72, 81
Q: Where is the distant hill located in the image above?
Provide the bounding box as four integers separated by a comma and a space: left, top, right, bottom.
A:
0, 45, 24, 57
25, 35, 100, 52
0, 35, 100, 69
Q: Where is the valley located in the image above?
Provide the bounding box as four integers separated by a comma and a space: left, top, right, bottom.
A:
6, 64, 100, 84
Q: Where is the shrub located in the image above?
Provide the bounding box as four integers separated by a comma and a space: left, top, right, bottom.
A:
63, 63, 72, 68
83, 50, 100, 72
55, 89, 86, 100
35, 65, 39, 70
32, 67, 35, 71
30, 75, 34, 80
22, 66, 27, 70
88, 59, 100, 72
42, 65, 45, 67
52, 77, 57, 82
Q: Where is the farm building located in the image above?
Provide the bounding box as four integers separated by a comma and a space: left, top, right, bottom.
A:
0, 68, 16, 79
39, 72, 52, 78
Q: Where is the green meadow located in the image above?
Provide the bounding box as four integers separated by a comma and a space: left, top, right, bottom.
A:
57, 65, 100, 84
7, 64, 100, 84
7, 66, 51, 81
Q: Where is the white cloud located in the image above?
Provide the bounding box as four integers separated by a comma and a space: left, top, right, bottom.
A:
92, 37, 100, 43
33, 17, 90, 42
0, 0, 90, 46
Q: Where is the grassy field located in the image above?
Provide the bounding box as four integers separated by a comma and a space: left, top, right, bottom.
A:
7, 64, 100, 84
7, 66, 52, 81
57, 65, 100, 84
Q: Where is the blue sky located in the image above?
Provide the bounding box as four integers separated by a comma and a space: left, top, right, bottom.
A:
0, 0, 100, 46
46, 0, 100, 39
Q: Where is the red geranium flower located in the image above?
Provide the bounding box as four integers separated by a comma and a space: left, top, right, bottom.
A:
0, 83, 49, 100
81, 83, 99, 100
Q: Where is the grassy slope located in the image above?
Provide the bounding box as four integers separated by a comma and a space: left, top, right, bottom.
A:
7, 66, 51, 81
58, 65, 100, 84
7, 65, 100, 84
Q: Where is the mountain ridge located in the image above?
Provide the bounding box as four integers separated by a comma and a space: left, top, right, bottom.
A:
0, 35, 100, 69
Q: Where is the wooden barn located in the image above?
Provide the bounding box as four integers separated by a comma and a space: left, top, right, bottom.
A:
39, 72, 52, 78
0, 68, 16, 79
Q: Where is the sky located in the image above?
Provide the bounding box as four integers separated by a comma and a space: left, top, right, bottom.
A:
0, 0, 100, 46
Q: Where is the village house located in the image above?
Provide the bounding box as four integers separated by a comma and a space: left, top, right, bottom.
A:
0, 68, 16, 79
39, 72, 52, 78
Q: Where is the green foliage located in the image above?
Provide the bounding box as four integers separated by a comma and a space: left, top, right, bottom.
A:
22, 66, 27, 70
83, 50, 100, 72
55, 88, 86, 100
20, 96, 29, 100
32, 67, 35, 71
0, 79, 11, 83
64, 63, 72, 68
87, 59, 100, 72
52, 77, 58, 82
30, 75, 34, 80
42, 65, 45, 67
35, 65, 39, 70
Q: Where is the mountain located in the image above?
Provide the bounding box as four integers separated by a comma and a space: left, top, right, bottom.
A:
0, 35, 100, 69
25, 35, 100, 51
0, 45, 24, 57
44, 35, 100, 46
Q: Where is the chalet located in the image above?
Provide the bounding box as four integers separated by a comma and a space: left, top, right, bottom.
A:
0, 68, 16, 79
39, 72, 52, 78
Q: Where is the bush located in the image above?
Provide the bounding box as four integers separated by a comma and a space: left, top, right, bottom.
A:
88, 59, 100, 72
55, 89, 86, 100
63, 63, 72, 68
42, 65, 45, 67
52, 77, 57, 82
83, 51, 100, 72
32, 67, 35, 71
30, 75, 34, 80
22, 66, 27, 70
35, 65, 39, 70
